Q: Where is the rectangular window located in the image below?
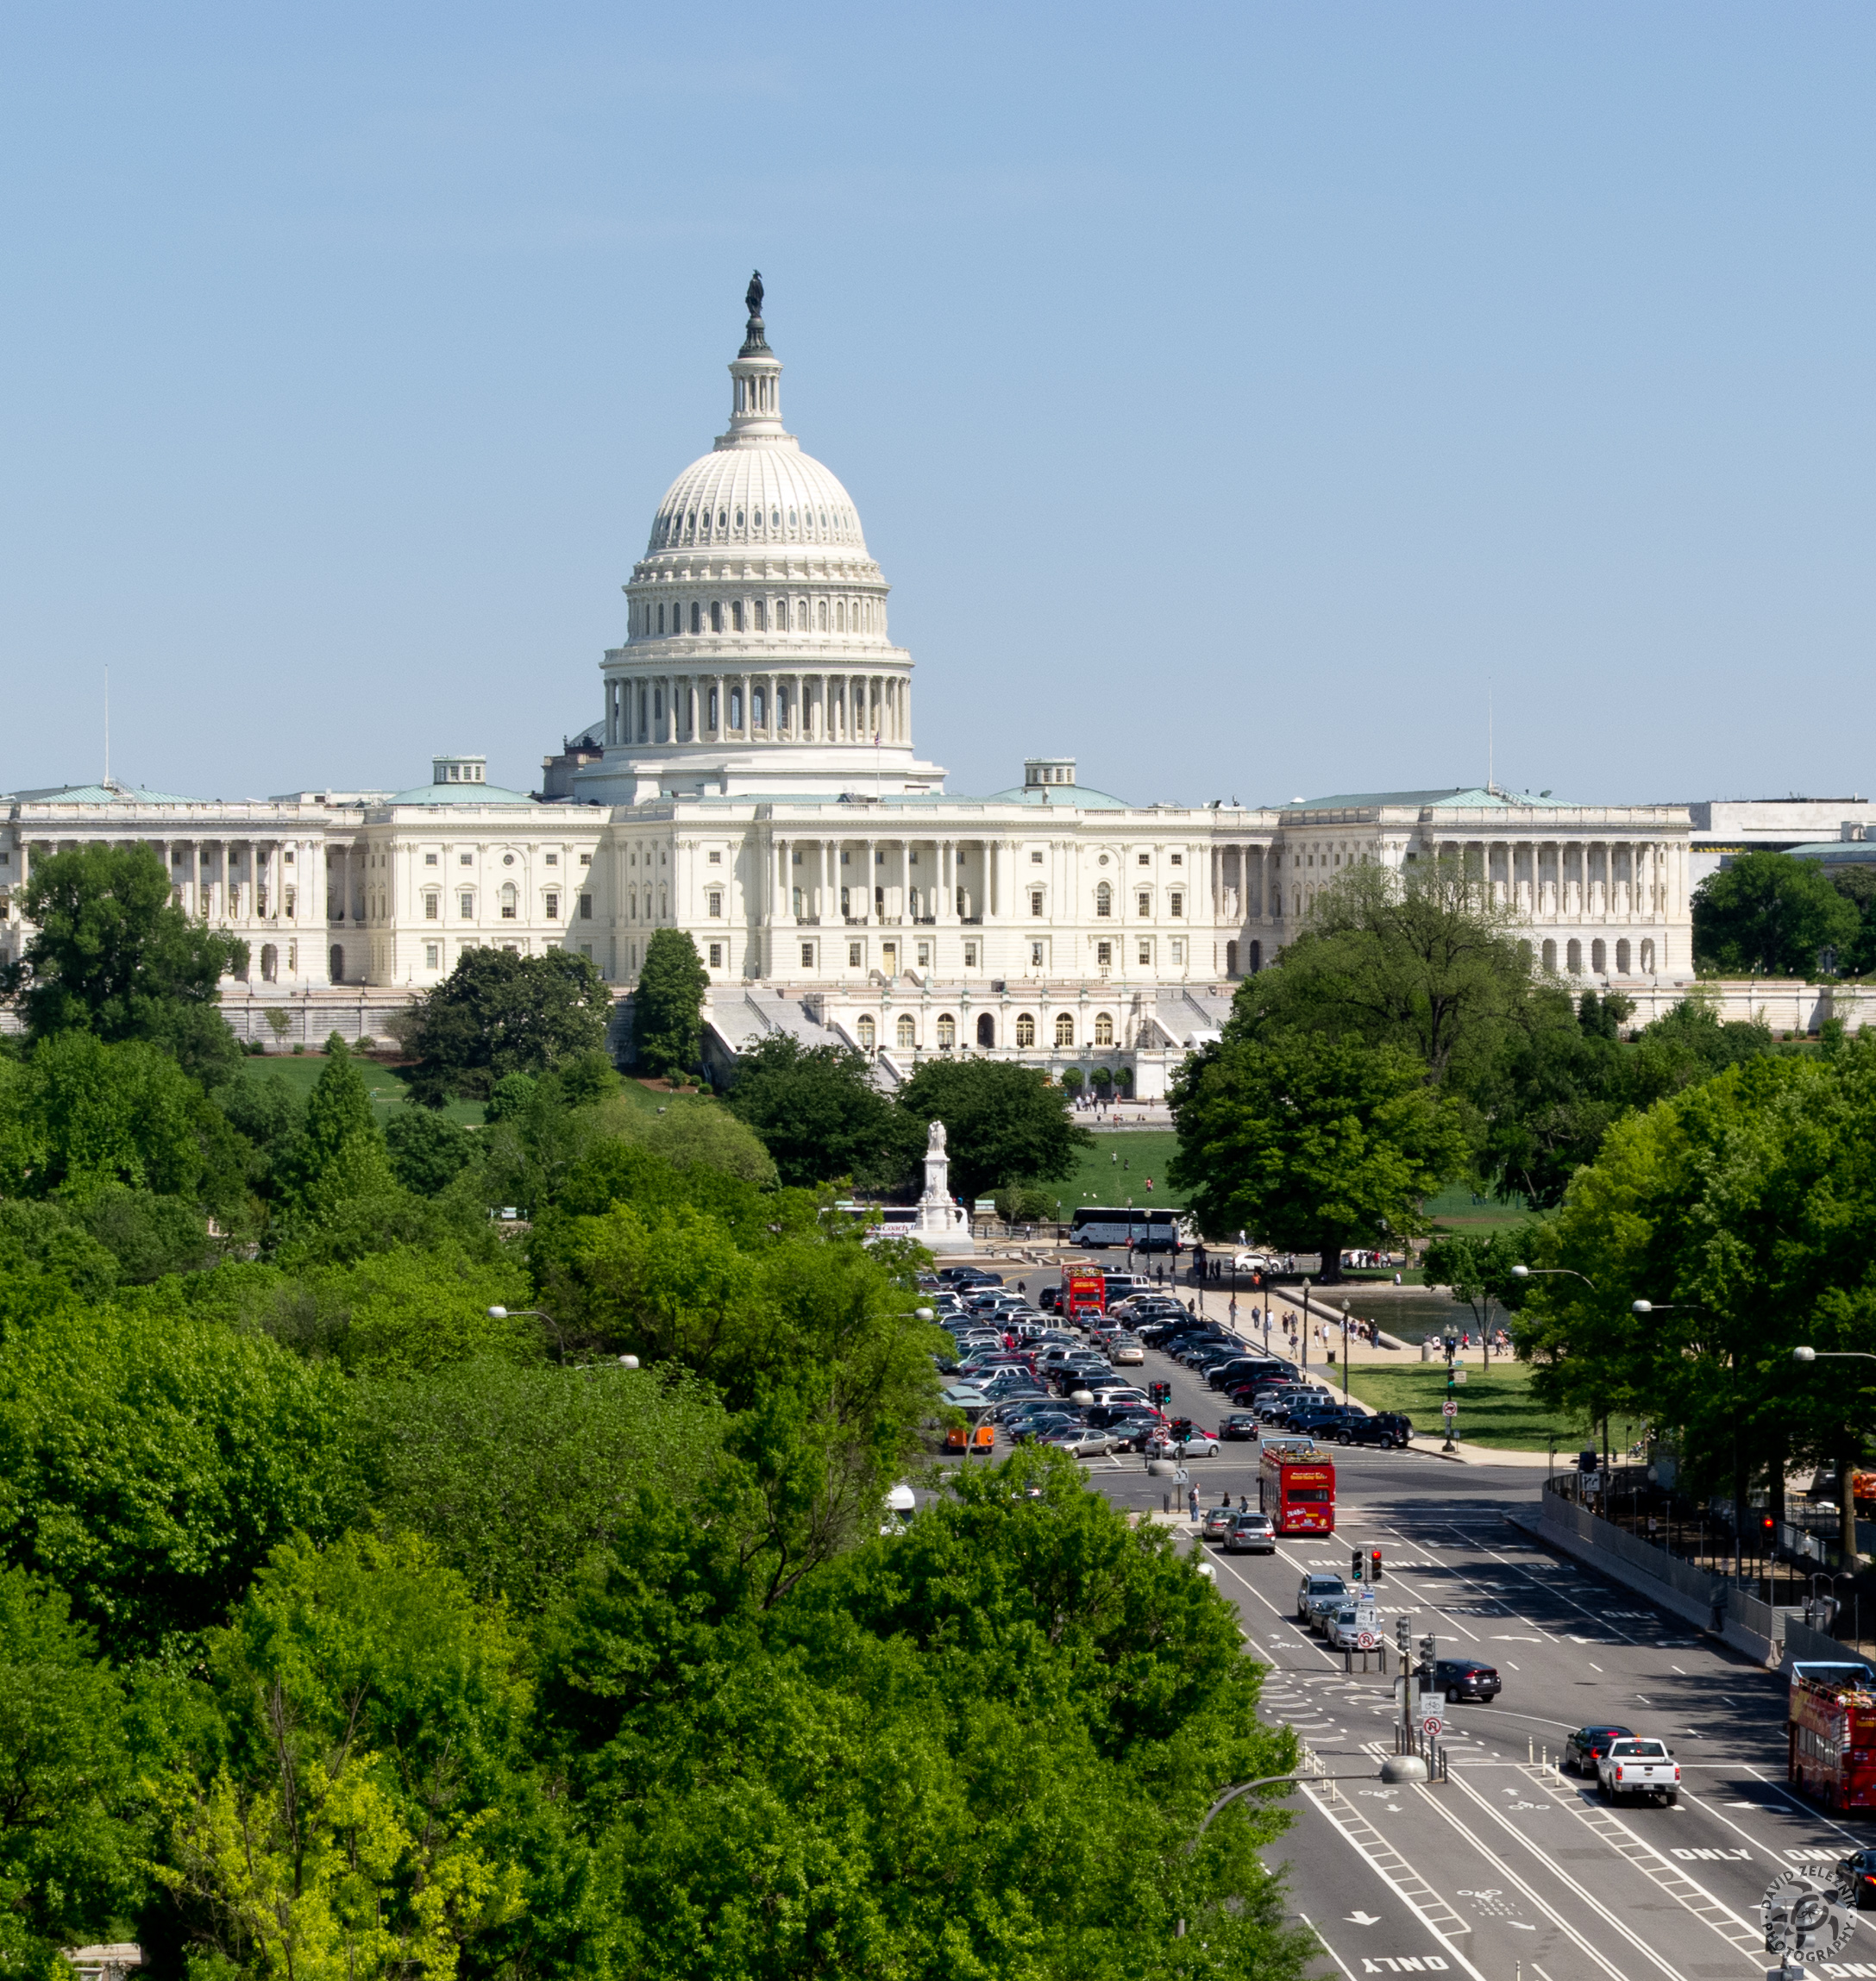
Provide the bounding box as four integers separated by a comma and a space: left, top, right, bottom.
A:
707, 943, 723, 967
1030, 889, 1044, 915
459, 892, 474, 918
545, 852, 558, 866
708, 849, 722, 863
1096, 940, 1112, 967
580, 853, 592, 866
1138, 940, 1151, 965
1171, 939, 1184, 963
800, 943, 814, 967
916, 942, 931, 967
424, 852, 438, 867
579, 893, 593, 919
424, 943, 440, 969
1139, 854, 1150, 865
1170, 891, 1183, 917
1031, 941, 1045, 968
424, 893, 439, 920
1170, 853, 1183, 866
544, 891, 560, 918
1030, 850, 1044, 864
284, 887, 296, 915
706, 890, 723, 917
848, 942, 863, 967
964, 941, 978, 968
1138, 892, 1151, 915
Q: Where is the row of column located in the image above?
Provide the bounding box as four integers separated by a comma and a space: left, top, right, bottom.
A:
1426, 838, 1680, 921
1210, 844, 1271, 921
762, 837, 1001, 925
605, 670, 908, 749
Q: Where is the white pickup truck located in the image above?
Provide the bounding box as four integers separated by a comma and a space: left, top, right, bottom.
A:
1596, 1737, 1680, 1805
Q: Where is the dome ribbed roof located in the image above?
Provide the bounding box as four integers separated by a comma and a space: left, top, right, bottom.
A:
648, 445, 867, 558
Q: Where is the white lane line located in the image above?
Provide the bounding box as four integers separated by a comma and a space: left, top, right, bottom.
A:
1300, 1784, 1490, 1981
1297, 1911, 1363, 1981
1416, 1770, 1645, 1981
1739, 1764, 1873, 1847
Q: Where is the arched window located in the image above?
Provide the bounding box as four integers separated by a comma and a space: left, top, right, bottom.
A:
329, 944, 345, 983
690, 601, 701, 634
976, 1013, 994, 1047
753, 686, 766, 727
777, 597, 789, 630
1641, 938, 1656, 974
1249, 940, 1262, 973
1225, 940, 1238, 976
937, 1013, 957, 1048
1541, 939, 1556, 972
1566, 939, 1583, 975
731, 687, 743, 729
1095, 881, 1112, 918
260, 943, 278, 982
818, 599, 829, 631
711, 600, 724, 633
658, 887, 668, 920
1054, 1012, 1074, 1047
1591, 938, 1607, 975
857, 1014, 876, 1050
1094, 1012, 1114, 1046
1616, 938, 1632, 975
896, 1014, 915, 1047
1015, 1013, 1037, 1047
499, 882, 518, 920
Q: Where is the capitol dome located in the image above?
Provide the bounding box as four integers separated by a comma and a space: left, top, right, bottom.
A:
572, 277, 946, 806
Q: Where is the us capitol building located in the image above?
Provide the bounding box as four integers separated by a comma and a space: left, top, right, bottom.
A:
0, 282, 1697, 1093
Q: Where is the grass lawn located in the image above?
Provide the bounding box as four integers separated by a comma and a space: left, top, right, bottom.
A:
237, 1053, 486, 1125
1422, 1180, 1544, 1234
1342, 1359, 1645, 1453
1046, 1130, 1183, 1221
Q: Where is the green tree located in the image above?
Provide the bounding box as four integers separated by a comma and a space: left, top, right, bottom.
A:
0, 1287, 356, 1662
1420, 1227, 1536, 1367
354, 1357, 726, 1613
78, 1183, 212, 1282
1471, 987, 1626, 1207
640, 1097, 779, 1186
158, 1529, 534, 1981
395, 947, 613, 1106
540, 1455, 1310, 1981
723, 1034, 919, 1188
278, 1036, 385, 1204
894, 1057, 1092, 1206
0, 1201, 119, 1300
0, 843, 247, 1082
633, 931, 709, 1080
0, 1569, 143, 1973
1170, 1032, 1466, 1281
1232, 856, 1533, 1087
993, 1181, 1054, 1225
383, 1106, 482, 1194
1691, 850, 1860, 976
1829, 864, 1876, 975
1517, 1041, 1876, 1559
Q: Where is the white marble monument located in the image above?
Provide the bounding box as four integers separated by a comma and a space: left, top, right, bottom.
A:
913, 1119, 971, 1253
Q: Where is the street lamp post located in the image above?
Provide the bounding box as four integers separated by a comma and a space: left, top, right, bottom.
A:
1793, 1348, 1876, 1577
486, 1306, 640, 1370
1299, 1276, 1311, 1370
1341, 1300, 1351, 1401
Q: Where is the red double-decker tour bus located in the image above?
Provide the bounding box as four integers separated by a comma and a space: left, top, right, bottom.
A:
1789, 1661, 1876, 1811
1259, 1447, 1336, 1536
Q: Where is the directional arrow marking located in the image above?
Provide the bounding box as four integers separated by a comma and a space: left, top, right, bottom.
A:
1346, 1911, 1382, 1925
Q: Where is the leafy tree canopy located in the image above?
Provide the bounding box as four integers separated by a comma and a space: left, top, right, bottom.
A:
382, 1106, 481, 1195
1691, 850, 1860, 976
633, 930, 709, 1080
394, 947, 613, 1105
1231, 856, 1533, 1088
722, 1033, 920, 1189
0, 843, 246, 1086
1170, 1031, 1467, 1279
894, 1057, 1092, 1206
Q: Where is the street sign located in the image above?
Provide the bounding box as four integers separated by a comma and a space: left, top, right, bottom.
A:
1440, 1400, 1459, 1419
1357, 1629, 1377, 1651
1421, 1713, 1446, 1739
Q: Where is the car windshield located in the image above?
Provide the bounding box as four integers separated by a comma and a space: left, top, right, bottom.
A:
1609, 1740, 1666, 1758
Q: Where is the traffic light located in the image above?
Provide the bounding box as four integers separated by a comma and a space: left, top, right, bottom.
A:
1370, 1547, 1383, 1584
1351, 1547, 1365, 1583
1395, 1616, 1411, 1653
1150, 1381, 1171, 1407
1417, 1634, 1438, 1674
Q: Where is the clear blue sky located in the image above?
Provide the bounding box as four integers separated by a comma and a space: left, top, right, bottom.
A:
2, 3, 1871, 809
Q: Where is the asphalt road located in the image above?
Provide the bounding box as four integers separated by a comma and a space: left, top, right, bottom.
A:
971, 1282, 1876, 1981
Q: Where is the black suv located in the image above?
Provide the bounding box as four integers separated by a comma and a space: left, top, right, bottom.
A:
1433, 1658, 1502, 1703
1337, 1413, 1413, 1449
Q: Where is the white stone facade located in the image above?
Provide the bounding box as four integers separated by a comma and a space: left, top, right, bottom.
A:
0, 288, 1701, 1088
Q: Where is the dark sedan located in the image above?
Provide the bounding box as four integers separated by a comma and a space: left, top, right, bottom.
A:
1220, 1414, 1260, 1441
1837, 1849, 1876, 1909
1337, 1412, 1413, 1448
1562, 1724, 1634, 1776
1434, 1658, 1503, 1703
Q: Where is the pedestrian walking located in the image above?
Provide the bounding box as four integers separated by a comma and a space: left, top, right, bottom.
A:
1188, 1483, 1199, 1521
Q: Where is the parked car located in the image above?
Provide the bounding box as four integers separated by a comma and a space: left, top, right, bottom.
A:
1145, 1428, 1221, 1459
1220, 1414, 1260, 1442
1042, 1427, 1116, 1459
938, 1266, 1002, 1288
1009, 1414, 1082, 1445
1111, 1336, 1145, 1365
1224, 1509, 1276, 1554
1433, 1658, 1503, 1703
1561, 1725, 1634, 1776
1296, 1573, 1351, 1628
1596, 1737, 1678, 1805
1339, 1413, 1414, 1449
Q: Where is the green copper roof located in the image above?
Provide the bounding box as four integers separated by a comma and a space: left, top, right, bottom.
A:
1285, 786, 1574, 811
9, 781, 206, 806
386, 781, 536, 806
983, 781, 1133, 810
